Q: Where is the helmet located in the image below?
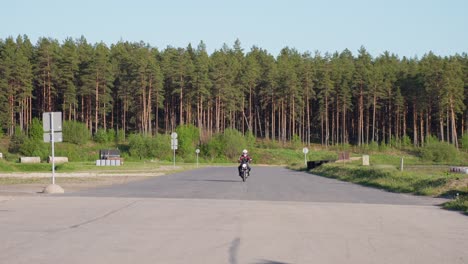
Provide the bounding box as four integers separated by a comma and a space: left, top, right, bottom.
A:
242, 149, 248, 154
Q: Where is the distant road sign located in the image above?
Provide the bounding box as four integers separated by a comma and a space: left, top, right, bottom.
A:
171, 138, 178, 150
43, 112, 62, 132
171, 132, 178, 139
303, 147, 309, 154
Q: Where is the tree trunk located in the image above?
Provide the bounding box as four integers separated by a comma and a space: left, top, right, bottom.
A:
450, 97, 458, 148
95, 73, 99, 134
179, 75, 184, 125
420, 111, 424, 146
358, 83, 364, 146
413, 102, 418, 146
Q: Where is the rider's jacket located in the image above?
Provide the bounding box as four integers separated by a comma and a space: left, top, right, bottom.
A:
238, 154, 252, 163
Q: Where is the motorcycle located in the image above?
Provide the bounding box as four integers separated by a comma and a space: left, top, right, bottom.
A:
239, 160, 250, 182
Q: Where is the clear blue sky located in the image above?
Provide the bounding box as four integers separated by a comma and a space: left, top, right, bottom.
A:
2, 0, 467, 58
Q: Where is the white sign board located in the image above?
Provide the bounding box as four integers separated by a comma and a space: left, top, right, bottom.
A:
195, 149, 200, 154
171, 132, 178, 139
43, 132, 63, 143
43, 112, 62, 132
302, 147, 309, 154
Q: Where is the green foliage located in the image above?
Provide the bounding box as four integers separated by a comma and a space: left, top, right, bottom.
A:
107, 129, 116, 143
175, 124, 200, 159
221, 128, 247, 159
63, 121, 89, 145
94, 128, 108, 143
116, 129, 125, 143
128, 134, 146, 159
201, 128, 248, 161
245, 130, 256, 151
365, 141, 379, 152
443, 195, 468, 214
54, 142, 94, 162
203, 134, 224, 160
313, 163, 463, 196
379, 142, 389, 152
146, 134, 171, 161
419, 140, 460, 163
29, 118, 43, 141
401, 135, 412, 147
291, 134, 301, 149
128, 133, 171, 161
19, 138, 48, 159
461, 133, 468, 152
8, 127, 26, 153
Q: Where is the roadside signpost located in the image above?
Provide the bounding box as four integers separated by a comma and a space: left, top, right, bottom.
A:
43, 112, 63, 188
171, 132, 178, 167
195, 148, 200, 167
302, 147, 309, 165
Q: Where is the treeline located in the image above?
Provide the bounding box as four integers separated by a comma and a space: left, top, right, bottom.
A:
0, 35, 467, 147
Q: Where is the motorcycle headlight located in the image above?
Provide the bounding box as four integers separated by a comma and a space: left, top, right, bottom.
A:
242, 164, 247, 168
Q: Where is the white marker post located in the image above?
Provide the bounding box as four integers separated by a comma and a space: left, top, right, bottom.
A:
171, 132, 178, 168
195, 148, 200, 168
302, 147, 309, 166
51, 113, 55, 184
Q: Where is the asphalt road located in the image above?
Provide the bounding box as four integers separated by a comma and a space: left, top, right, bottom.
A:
62, 166, 446, 205
1, 166, 467, 264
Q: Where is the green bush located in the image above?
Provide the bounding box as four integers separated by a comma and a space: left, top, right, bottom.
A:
245, 130, 256, 150
94, 128, 108, 143
401, 135, 412, 148
147, 134, 171, 161
379, 142, 389, 152
176, 124, 200, 159
19, 138, 48, 159
368, 141, 379, 152
203, 134, 224, 160
461, 133, 468, 152
63, 121, 89, 145
291, 134, 302, 149
29, 118, 43, 141
8, 127, 26, 153
201, 128, 247, 161
107, 129, 116, 143
128, 133, 146, 159
419, 140, 459, 163
55, 143, 85, 161
221, 128, 247, 159
116, 129, 125, 143
128, 133, 171, 160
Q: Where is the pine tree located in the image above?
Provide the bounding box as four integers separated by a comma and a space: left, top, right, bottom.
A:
57, 37, 78, 121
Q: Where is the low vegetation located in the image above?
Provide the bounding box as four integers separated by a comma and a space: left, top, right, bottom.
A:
306, 152, 468, 215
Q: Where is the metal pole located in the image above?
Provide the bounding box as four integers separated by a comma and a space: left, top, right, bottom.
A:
304, 153, 307, 165
51, 113, 55, 185
197, 153, 199, 168
173, 149, 175, 168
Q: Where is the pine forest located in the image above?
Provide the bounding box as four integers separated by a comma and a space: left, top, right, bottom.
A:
1, 35, 467, 148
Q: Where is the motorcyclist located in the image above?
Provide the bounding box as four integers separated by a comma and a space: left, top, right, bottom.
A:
238, 149, 252, 177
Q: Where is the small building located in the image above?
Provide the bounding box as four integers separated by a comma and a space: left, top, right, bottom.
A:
100, 149, 121, 160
